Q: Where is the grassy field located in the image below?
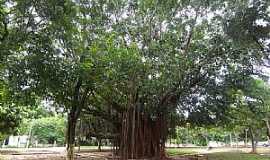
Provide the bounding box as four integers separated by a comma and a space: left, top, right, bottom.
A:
207, 152, 270, 160
166, 148, 201, 156
166, 147, 270, 160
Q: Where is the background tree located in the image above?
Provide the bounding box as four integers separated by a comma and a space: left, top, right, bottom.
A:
3, 1, 111, 159
226, 78, 270, 153
0, 82, 23, 141
29, 116, 66, 145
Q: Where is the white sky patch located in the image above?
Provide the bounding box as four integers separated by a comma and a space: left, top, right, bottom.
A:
25, 69, 30, 74
183, 110, 189, 118
41, 99, 53, 109
41, 99, 63, 113
21, 85, 30, 90
5, 1, 16, 9
248, 0, 254, 7
245, 96, 257, 102
215, 77, 223, 84
255, 19, 269, 27
155, 72, 161, 78
141, 57, 146, 63
260, 66, 270, 84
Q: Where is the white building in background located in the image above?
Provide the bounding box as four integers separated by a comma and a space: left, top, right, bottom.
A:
208, 141, 226, 147
2, 135, 28, 148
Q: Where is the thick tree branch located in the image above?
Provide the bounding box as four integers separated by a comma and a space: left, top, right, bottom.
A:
83, 107, 121, 127
0, 13, 8, 42
182, 7, 200, 54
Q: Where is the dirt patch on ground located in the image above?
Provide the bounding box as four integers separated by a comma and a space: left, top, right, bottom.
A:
0, 148, 207, 160
3, 153, 206, 160
3, 152, 111, 160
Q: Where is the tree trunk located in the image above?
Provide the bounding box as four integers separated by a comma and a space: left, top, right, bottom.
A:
66, 78, 86, 160
78, 137, 81, 153
229, 133, 232, 147
118, 108, 167, 160
98, 138, 102, 152
26, 123, 32, 148
66, 113, 77, 160
131, 105, 136, 159
264, 119, 270, 144
245, 129, 248, 147
249, 127, 256, 153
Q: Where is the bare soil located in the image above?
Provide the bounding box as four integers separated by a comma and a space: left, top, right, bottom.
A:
2, 151, 110, 160
0, 147, 206, 160
1, 153, 201, 160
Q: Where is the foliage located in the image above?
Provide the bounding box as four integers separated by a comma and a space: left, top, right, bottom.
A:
171, 126, 230, 146
224, 0, 270, 53
29, 116, 66, 145
226, 78, 270, 133
0, 0, 269, 159
0, 80, 24, 140
0, 78, 54, 139
3, 0, 266, 125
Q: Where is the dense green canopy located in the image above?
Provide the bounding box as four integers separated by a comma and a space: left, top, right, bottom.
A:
0, 0, 269, 159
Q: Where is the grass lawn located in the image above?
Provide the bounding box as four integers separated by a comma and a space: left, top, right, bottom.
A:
208, 152, 270, 160
166, 148, 270, 160
166, 148, 200, 156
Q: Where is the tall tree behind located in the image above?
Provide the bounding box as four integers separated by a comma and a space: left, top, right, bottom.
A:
3, 0, 111, 159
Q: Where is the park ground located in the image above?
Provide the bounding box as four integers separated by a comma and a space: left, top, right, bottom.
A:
1, 147, 270, 160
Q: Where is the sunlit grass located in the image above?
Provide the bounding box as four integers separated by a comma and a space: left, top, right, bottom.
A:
166, 148, 270, 160
166, 147, 200, 156
208, 152, 270, 160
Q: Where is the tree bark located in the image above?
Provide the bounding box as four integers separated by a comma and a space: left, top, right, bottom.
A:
66, 112, 77, 160
131, 105, 136, 159
66, 78, 89, 160
118, 108, 167, 160
229, 133, 232, 147
264, 119, 270, 144
98, 138, 102, 152
249, 127, 257, 153
245, 129, 248, 147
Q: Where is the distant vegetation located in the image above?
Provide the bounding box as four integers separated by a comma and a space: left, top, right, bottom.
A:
19, 117, 66, 145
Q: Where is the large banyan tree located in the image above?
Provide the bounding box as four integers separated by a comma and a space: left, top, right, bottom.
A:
82, 1, 268, 159
2, 0, 269, 159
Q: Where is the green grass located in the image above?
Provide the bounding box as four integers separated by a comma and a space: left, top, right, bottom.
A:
166, 148, 199, 156
208, 152, 270, 160
166, 148, 270, 160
